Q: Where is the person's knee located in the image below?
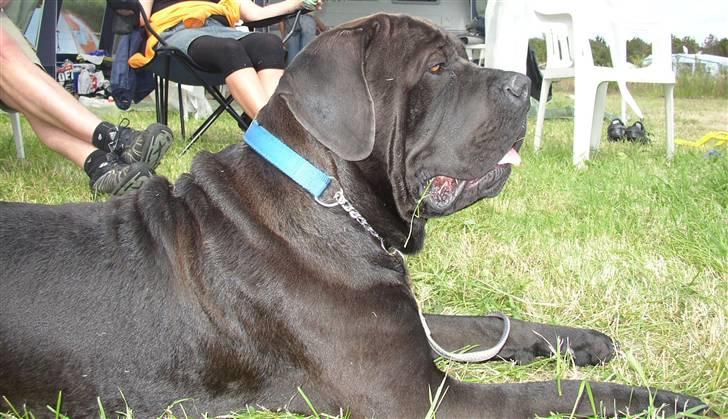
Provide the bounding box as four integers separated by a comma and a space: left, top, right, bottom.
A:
188, 36, 254, 76
255, 33, 285, 52
0, 28, 40, 80
216, 37, 247, 59
0, 30, 20, 64
243, 34, 285, 70
0, 35, 18, 89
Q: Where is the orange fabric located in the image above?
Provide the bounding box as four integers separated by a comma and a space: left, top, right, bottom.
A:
128, 0, 240, 68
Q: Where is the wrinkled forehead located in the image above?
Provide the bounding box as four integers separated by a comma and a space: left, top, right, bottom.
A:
341, 14, 458, 50
359, 15, 466, 70
390, 15, 458, 53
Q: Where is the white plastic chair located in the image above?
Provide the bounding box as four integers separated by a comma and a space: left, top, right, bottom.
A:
531, 0, 675, 166
483, 0, 532, 74
465, 43, 486, 67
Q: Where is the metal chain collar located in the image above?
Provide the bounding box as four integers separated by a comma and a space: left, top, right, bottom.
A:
331, 189, 400, 256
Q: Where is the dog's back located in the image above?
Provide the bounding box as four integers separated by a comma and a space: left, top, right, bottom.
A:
0, 147, 325, 416
0, 184, 190, 413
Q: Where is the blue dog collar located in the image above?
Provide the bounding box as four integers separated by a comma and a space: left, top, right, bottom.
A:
243, 120, 332, 199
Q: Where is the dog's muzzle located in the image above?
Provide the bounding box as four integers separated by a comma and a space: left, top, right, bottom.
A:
424, 147, 522, 215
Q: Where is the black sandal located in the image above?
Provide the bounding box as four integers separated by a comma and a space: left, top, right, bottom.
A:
607, 118, 626, 141
625, 121, 649, 143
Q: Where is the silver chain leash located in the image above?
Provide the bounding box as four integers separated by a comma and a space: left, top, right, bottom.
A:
331, 190, 399, 256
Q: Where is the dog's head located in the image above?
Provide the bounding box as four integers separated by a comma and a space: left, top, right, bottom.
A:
274, 13, 529, 250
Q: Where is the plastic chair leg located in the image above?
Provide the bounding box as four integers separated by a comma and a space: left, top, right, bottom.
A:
616, 80, 644, 120
10, 112, 25, 160
664, 83, 675, 160
590, 81, 609, 151
572, 78, 601, 167
534, 79, 552, 152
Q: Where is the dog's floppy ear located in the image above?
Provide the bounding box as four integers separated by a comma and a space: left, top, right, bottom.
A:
277, 26, 375, 161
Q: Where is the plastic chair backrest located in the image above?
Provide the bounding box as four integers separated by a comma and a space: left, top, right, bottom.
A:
542, 21, 574, 70
483, 0, 532, 74
535, 1, 619, 71
605, 0, 673, 74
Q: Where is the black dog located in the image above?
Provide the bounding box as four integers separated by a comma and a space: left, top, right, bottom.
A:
0, 14, 709, 418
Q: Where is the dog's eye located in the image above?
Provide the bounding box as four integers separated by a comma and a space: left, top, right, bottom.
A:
429, 64, 444, 74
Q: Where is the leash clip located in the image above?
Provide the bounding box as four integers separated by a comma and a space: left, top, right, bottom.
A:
314, 177, 342, 208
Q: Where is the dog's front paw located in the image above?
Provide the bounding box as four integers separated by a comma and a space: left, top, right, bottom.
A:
567, 328, 616, 366
530, 326, 617, 367
497, 321, 617, 366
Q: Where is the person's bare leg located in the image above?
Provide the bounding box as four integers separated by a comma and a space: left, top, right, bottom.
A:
23, 114, 96, 167
258, 68, 284, 98
225, 68, 269, 119
0, 27, 101, 142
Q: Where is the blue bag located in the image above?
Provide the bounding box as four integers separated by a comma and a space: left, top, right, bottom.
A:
111, 27, 155, 110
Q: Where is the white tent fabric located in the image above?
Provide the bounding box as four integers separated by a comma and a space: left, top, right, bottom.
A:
651, 53, 728, 76
25, 9, 99, 56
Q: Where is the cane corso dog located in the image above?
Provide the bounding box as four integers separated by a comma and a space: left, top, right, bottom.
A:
0, 14, 709, 418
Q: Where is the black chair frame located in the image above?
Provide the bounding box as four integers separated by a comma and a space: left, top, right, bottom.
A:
113, 1, 306, 154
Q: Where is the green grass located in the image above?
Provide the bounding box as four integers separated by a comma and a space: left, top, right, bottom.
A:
1, 91, 726, 418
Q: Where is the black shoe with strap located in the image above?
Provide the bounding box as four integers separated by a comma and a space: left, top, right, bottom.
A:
111, 118, 174, 169
89, 152, 154, 196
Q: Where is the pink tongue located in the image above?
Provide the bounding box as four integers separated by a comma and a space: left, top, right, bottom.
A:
497, 148, 521, 166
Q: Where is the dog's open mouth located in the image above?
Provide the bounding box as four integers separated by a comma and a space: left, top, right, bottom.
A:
424, 147, 521, 216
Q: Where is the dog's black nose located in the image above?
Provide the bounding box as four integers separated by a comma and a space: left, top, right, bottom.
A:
502, 73, 530, 102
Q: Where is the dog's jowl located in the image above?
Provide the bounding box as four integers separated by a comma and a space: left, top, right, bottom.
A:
0, 14, 710, 418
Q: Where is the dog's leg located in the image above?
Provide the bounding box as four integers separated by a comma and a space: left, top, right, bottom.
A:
436, 377, 709, 418
423, 314, 615, 365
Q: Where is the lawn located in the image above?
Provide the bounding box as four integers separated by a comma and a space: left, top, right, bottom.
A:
1, 91, 726, 418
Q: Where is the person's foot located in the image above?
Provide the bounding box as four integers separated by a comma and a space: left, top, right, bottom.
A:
89, 153, 154, 196
112, 119, 173, 168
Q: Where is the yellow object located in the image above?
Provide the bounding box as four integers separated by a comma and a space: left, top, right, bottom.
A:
675, 131, 728, 148
128, 0, 240, 68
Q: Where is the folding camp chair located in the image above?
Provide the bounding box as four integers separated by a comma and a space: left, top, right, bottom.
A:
108, 0, 306, 154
